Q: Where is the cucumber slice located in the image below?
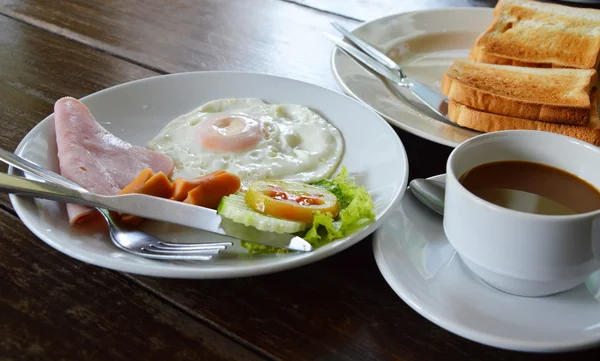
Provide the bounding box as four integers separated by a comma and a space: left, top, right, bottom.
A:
217, 193, 308, 234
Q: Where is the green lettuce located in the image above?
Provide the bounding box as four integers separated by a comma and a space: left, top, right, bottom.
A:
241, 167, 375, 253
305, 167, 376, 246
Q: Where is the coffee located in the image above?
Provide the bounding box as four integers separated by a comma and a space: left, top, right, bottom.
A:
459, 160, 600, 215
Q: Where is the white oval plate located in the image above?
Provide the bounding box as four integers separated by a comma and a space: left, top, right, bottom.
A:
330, 7, 495, 148
373, 175, 600, 352
9, 71, 408, 279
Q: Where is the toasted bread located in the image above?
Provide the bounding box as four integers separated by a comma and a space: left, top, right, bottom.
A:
470, 0, 600, 69
447, 93, 600, 145
442, 60, 597, 125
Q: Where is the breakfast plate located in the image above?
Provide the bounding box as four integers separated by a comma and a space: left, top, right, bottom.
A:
330, 7, 491, 148
9, 71, 409, 278
373, 174, 600, 352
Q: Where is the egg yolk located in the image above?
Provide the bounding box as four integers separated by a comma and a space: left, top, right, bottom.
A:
196, 114, 263, 152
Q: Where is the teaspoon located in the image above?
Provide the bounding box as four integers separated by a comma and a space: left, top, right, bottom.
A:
409, 178, 445, 215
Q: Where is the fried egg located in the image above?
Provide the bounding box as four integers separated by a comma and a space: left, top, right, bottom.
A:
147, 98, 344, 187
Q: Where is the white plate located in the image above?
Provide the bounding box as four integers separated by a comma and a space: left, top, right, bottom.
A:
9, 71, 409, 279
373, 175, 600, 352
330, 7, 492, 148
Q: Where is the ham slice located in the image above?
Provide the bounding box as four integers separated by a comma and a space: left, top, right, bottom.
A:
54, 97, 174, 225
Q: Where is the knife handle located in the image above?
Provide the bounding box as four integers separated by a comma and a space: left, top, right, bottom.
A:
0, 172, 91, 205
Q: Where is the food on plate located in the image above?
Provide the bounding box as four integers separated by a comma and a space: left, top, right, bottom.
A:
51, 95, 372, 253
441, 0, 600, 144
116, 169, 174, 226
218, 193, 309, 234
119, 169, 173, 198
244, 180, 339, 223
115, 168, 241, 226
442, 60, 598, 125
54, 97, 174, 225
447, 94, 600, 146
180, 170, 241, 208
218, 167, 376, 253
469, 0, 600, 69
146, 98, 344, 187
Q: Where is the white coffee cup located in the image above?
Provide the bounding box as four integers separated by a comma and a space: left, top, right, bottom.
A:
443, 130, 600, 297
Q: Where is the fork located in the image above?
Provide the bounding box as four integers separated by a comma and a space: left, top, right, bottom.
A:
0, 148, 232, 260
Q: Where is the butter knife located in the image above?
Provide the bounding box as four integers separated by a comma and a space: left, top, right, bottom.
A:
0, 172, 313, 252
324, 31, 450, 121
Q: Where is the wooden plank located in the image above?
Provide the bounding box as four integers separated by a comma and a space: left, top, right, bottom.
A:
286, 0, 600, 21
129, 238, 600, 361
0, 0, 356, 90
286, 0, 497, 21
0, 208, 267, 361
0, 2, 598, 360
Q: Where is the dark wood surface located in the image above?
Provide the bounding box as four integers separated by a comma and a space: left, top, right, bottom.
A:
0, 0, 599, 360
0, 207, 265, 361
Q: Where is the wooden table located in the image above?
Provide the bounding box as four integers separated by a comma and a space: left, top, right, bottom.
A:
1, 1, 599, 360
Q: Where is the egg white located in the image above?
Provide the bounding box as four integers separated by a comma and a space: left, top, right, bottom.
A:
147, 98, 344, 187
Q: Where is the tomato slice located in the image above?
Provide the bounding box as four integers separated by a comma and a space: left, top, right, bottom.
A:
245, 180, 339, 223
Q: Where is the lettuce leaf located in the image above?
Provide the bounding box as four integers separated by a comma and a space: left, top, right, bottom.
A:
239, 167, 375, 254
305, 167, 376, 246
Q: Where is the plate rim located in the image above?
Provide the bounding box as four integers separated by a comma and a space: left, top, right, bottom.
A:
330, 6, 494, 149
9, 70, 409, 279
372, 174, 600, 353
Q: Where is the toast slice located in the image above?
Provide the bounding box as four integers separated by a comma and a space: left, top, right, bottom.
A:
442, 60, 597, 125
447, 91, 600, 145
469, 0, 600, 69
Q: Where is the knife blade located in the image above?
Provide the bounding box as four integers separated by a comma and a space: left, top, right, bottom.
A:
0, 172, 313, 252
324, 32, 451, 121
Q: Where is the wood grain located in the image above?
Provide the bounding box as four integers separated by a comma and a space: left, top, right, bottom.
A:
0, 207, 267, 361
0, 0, 356, 90
1, 0, 596, 360
287, 0, 600, 21
287, 0, 497, 21
130, 238, 600, 361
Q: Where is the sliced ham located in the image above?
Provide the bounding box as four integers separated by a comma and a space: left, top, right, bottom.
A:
54, 97, 174, 225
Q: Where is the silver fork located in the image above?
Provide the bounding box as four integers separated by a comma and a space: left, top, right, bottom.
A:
0, 148, 232, 261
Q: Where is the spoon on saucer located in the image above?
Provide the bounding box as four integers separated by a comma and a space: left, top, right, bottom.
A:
408, 177, 600, 301
409, 178, 445, 215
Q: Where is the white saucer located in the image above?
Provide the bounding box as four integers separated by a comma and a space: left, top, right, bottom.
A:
373, 175, 600, 352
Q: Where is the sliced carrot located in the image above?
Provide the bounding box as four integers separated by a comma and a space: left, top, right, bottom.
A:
118, 170, 174, 225
141, 171, 173, 198
118, 168, 154, 195
115, 168, 240, 227
183, 171, 241, 209
171, 170, 226, 201
119, 171, 173, 198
